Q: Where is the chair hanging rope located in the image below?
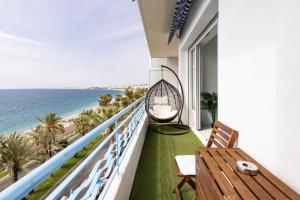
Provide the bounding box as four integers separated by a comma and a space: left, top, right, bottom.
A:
145, 65, 190, 135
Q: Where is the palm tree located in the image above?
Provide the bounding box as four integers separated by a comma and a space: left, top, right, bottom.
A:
0, 134, 4, 144
73, 114, 91, 136
30, 125, 54, 162
74, 109, 102, 136
120, 96, 130, 108
112, 95, 122, 110
98, 94, 113, 107
82, 110, 101, 128
38, 112, 64, 158
119, 88, 137, 108
124, 88, 135, 103
88, 111, 102, 128
100, 106, 117, 121
100, 106, 117, 134
133, 88, 146, 100
0, 133, 36, 182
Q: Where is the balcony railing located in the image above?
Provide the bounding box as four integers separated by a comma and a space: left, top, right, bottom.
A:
0, 97, 145, 200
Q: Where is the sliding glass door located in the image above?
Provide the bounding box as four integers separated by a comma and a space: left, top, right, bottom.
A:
188, 21, 218, 131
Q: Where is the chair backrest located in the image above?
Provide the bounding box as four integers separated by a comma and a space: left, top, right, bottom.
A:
206, 121, 239, 148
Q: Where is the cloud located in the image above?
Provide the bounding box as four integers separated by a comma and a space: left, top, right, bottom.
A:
0, 0, 149, 89
0, 31, 44, 58
77, 23, 143, 47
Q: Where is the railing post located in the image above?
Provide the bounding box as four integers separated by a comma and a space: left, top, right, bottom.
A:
116, 128, 121, 175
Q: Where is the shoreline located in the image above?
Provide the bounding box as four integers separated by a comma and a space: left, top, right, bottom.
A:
85, 88, 125, 91
0, 88, 125, 135
19, 104, 99, 137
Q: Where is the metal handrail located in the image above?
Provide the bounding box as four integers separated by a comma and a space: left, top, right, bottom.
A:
0, 96, 145, 200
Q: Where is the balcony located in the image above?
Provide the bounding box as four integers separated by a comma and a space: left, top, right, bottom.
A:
1, 92, 299, 200
0, 92, 205, 200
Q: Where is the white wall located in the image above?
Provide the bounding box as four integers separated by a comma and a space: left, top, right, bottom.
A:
178, 0, 300, 193
149, 57, 178, 88
219, 0, 300, 192
103, 114, 148, 200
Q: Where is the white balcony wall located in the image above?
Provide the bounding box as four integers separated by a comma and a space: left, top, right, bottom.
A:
103, 114, 148, 200
218, 0, 300, 192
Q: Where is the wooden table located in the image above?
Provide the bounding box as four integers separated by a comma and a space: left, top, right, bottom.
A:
196, 148, 300, 200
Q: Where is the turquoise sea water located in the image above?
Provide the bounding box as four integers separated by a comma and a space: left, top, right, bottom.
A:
0, 89, 123, 134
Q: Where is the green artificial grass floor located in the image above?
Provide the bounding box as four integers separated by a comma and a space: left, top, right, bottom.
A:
130, 124, 204, 200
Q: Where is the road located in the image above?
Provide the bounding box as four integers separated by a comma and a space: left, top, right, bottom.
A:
0, 160, 39, 191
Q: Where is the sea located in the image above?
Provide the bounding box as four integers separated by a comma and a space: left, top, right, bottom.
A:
0, 89, 123, 135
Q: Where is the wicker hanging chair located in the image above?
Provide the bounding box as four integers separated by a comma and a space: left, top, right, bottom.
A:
145, 65, 189, 135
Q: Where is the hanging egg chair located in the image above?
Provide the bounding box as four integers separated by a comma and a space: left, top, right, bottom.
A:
145, 65, 190, 135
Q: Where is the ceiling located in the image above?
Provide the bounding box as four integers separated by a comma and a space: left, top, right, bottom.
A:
137, 0, 179, 58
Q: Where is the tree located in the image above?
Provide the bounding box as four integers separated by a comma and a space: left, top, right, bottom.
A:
124, 88, 135, 103
100, 106, 117, 121
0, 133, 36, 182
100, 106, 117, 134
120, 88, 144, 108
73, 114, 91, 136
133, 87, 146, 100
112, 95, 122, 110
38, 112, 64, 158
120, 96, 130, 108
30, 125, 54, 162
74, 109, 102, 136
98, 94, 113, 107
83, 110, 101, 128
119, 88, 146, 109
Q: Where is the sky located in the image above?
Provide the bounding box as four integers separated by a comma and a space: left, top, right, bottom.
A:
0, 0, 149, 89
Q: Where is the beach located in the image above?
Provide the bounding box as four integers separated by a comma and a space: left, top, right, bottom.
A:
21, 104, 99, 139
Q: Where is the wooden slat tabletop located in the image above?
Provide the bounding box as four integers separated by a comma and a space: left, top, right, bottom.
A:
196, 148, 300, 200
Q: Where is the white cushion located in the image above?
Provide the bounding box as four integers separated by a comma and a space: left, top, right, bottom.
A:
175, 155, 195, 176
154, 96, 168, 105
149, 105, 177, 119
153, 105, 171, 114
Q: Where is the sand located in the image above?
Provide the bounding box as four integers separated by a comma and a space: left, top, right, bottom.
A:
20, 105, 99, 138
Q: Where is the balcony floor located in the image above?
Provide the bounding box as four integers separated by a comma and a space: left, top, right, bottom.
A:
130, 124, 204, 200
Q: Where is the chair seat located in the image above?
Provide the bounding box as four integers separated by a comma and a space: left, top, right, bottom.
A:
172, 121, 239, 200
175, 155, 195, 176
149, 105, 177, 119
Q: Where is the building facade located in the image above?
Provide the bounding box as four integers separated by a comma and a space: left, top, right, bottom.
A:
138, 0, 300, 192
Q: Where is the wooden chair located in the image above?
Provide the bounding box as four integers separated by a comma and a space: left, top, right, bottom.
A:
173, 121, 239, 200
